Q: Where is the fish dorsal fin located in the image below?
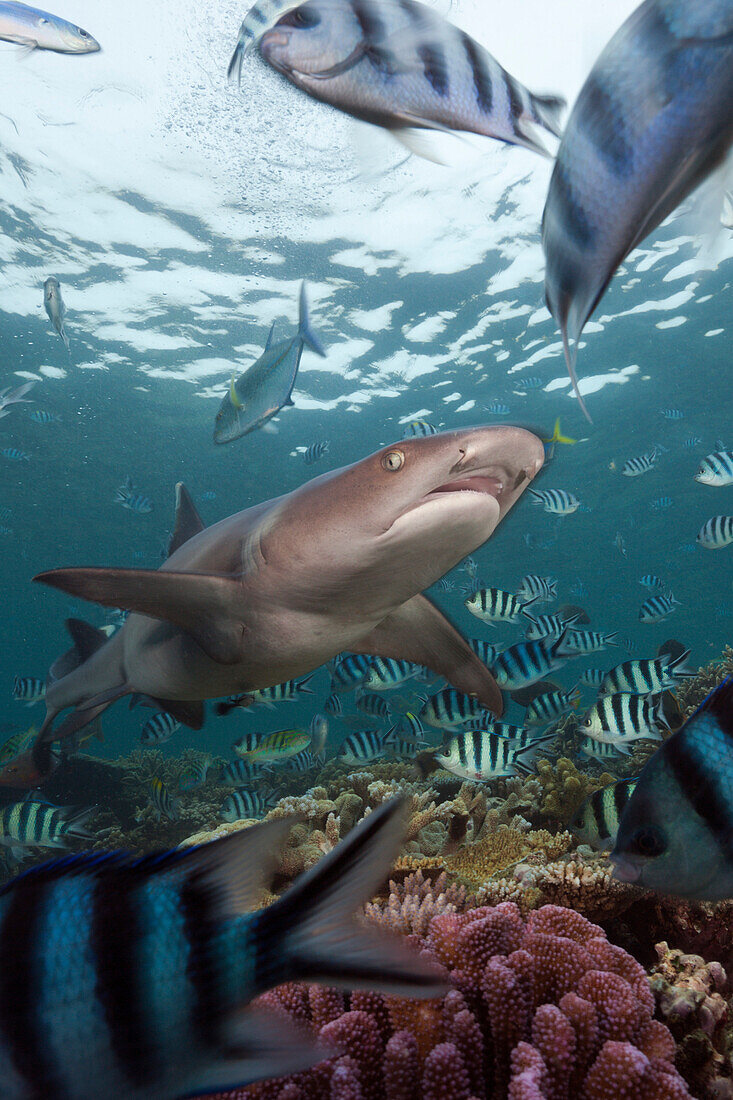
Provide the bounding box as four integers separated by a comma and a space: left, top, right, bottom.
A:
349, 593, 504, 717
168, 482, 205, 557
35, 568, 246, 665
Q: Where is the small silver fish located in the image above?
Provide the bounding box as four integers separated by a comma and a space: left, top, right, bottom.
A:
249, 0, 565, 162
0, 380, 35, 421
43, 277, 69, 352
0, 1, 100, 52
213, 284, 325, 444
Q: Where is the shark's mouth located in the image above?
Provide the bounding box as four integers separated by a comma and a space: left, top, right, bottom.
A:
430, 474, 507, 498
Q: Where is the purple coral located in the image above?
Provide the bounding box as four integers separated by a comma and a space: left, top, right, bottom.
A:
205, 903, 692, 1100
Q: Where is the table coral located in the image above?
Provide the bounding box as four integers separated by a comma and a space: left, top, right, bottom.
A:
209, 902, 692, 1100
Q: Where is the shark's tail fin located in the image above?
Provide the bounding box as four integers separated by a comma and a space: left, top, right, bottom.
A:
298, 282, 326, 358
251, 797, 446, 997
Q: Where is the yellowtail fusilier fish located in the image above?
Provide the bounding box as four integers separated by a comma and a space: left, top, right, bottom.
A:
249, 0, 565, 162
695, 451, 733, 487
570, 778, 638, 850
611, 678, 733, 900
580, 692, 664, 749
0, 1, 99, 52
213, 285, 325, 444
465, 587, 536, 626
43, 276, 70, 353
434, 728, 555, 782
0, 798, 444, 1096
697, 515, 733, 549
542, 0, 733, 421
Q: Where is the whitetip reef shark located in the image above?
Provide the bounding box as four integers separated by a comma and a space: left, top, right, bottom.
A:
1, 425, 544, 785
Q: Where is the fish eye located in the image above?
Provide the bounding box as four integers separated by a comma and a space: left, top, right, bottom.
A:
78, 26, 89, 36
281, 7, 321, 28
381, 450, 405, 472
630, 825, 667, 858
583, 717, 591, 727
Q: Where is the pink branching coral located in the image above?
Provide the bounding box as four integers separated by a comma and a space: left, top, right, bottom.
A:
204, 903, 693, 1100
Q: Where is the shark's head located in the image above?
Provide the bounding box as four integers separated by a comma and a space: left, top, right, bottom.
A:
257, 425, 544, 611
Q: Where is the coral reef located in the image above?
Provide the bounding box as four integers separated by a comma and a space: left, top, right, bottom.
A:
208, 903, 692, 1100
675, 648, 733, 718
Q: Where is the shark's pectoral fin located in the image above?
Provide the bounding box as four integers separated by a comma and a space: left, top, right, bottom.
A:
34, 568, 246, 666
168, 482, 205, 557
351, 594, 504, 717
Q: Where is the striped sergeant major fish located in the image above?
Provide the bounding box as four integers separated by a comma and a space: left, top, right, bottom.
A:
283, 748, 325, 772
697, 515, 733, 550
660, 408, 684, 420
469, 639, 500, 666
516, 574, 557, 603
465, 587, 536, 625
621, 451, 658, 477
514, 376, 544, 391
363, 656, 420, 691
485, 401, 510, 416
218, 759, 271, 786
0, 798, 96, 858
639, 593, 680, 624
418, 688, 489, 730
29, 410, 61, 424
332, 653, 375, 690
525, 686, 581, 726
650, 496, 673, 512
148, 777, 181, 822
233, 729, 312, 763
114, 477, 153, 514
541, 0, 733, 423
178, 755, 214, 791
463, 720, 530, 740
565, 629, 618, 655
491, 629, 575, 692
682, 437, 703, 450
524, 612, 581, 642
354, 690, 392, 720
578, 736, 624, 764
527, 488, 580, 516
600, 650, 692, 696
435, 728, 555, 782
324, 692, 343, 716
396, 712, 426, 740
250, 0, 565, 163
220, 787, 278, 821
12, 676, 45, 705
579, 693, 665, 749
338, 726, 398, 764
304, 441, 329, 465
238, 674, 316, 710
580, 668, 607, 689
610, 678, 733, 900
140, 712, 181, 746
0, 798, 444, 1097
1, 448, 30, 462
402, 420, 439, 438
639, 574, 667, 592
695, 451, 733, 487
570, 778, 638, 850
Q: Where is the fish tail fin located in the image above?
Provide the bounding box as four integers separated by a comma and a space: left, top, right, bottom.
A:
561, 324, 592, 424
251, 797, 445, 996
298, 282, 326, 357
552, 417, 577, 445
604, 632, 619, 646
529, 92, 566, 138
512, 733, 556, 774
227, 24, 246, 85
62, 805, 98, 842
669, 648, 695, 678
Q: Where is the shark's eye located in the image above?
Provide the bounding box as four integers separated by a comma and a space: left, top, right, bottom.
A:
382, 450, 404, 472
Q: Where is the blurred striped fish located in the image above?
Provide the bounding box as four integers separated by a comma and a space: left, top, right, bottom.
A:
148, 778, 180, 822
12, 676, 45, 705
528, 488, 580, 515
600, 651, 692, 695
304, 441, 329, 464
435, 728, 555, 781
622, 451, 658, 477
639, 594, 680, 623
697, 515, 733, 549
364, 656, 420, 691
0, 798, 96, 854
542, 0, 733, 420
570, 778, 638, 849
220, 788, 277, 821
140, 712, 180, 745
695, 451, 733, 487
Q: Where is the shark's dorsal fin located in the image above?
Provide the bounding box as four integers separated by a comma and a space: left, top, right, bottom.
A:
34, 568, 245, 666
168, 483, 205, 558
264, 322, 276, 352
349, 593, 504, 717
